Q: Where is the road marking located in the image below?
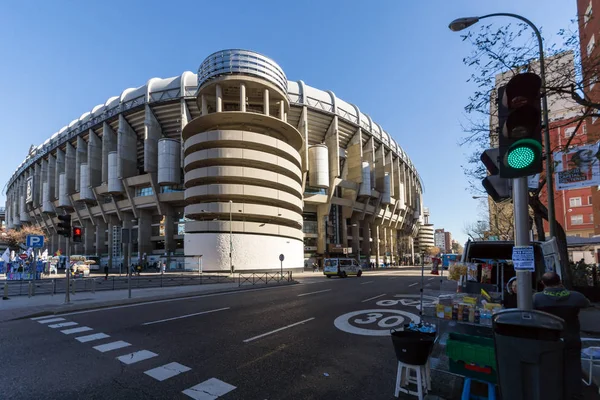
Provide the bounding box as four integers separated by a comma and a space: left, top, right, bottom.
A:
37, 317, 65, 324
243, 317, 315, 343
362, 294, 386, 303
183, 377, 236, 399
61, 326, 93, 335
408, 282, 419, 287
297, 289, 331, 297
117, 350, 158, 365
334, 309, 420, 336
48, 322, 78, 329
32, 315, 59, 321
360, 281, 374, 285
428, 278, 434, 281
93, 340, 131, 353
76, 333, 110, 343
145, 362, 191, 381
141, 307, 230, 326
55, 285, 294, 317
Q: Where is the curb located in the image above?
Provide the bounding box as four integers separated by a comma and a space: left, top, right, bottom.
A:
7, 281, 299, 322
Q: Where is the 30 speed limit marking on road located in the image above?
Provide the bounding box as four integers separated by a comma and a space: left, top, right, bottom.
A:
334, 309, 420, 336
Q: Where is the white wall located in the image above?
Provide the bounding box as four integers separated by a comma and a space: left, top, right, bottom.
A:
184, 232, 304, 271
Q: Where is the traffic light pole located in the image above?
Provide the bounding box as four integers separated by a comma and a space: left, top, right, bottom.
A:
64, 236, 71, 304
514, 177, 533, 310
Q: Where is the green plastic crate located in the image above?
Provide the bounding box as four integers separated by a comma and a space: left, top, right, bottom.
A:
446, 332, 496, 370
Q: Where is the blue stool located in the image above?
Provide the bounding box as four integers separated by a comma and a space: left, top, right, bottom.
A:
461, 378, 496, 400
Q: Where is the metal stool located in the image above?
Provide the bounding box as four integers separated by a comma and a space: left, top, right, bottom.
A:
394, 360, 431, 400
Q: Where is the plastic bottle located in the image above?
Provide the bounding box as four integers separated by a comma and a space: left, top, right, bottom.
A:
474, 308, 481, 324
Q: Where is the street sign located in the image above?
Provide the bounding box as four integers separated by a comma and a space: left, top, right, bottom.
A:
512, 246, 535, 271
279, 254, 285, 262
19, 254, 28, 260
26, 235, 44, 248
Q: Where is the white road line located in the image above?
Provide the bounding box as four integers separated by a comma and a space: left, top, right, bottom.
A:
360, 281, 374, 285
145, 362, 191, 381
297, 289, 331, 297
243, 317, 315, 343
141, 307, 230, 326
428, 278, 434, 281
48, 322, 78, 329
61, 326, 93, 335
361, 294, 386, 303
408, 282, 419, 287
31, 315, 57, 321
183, 378, 236, 400
75, 333, 110, 343
93, 341, 131, 353
55, 285, 292, 317
37, 317, 65, 324
116, 350, 158, 365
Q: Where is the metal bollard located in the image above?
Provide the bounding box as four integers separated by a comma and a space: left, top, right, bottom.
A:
28, 281, 33, 298
3, 282, 8, 300
92, 278, 95, 294
52, 279, 56, 295
71, 279, 75, 295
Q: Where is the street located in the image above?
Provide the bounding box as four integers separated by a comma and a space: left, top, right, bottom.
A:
0, 270, 434, 400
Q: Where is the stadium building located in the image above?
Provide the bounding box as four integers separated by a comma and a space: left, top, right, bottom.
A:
4, 49, 423, 271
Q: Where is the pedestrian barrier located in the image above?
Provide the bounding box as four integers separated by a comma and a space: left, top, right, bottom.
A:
238, 271, 293, 286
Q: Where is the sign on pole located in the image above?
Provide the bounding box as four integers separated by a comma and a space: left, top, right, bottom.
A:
279, 254, 285, 262
26, 235, 44, 248
512, 246, 535, 271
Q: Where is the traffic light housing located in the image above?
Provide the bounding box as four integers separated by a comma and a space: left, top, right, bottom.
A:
72, 227, 82, 243
57, 215, 72, 237
498, 73, 544, 178
481, 148, 511, 202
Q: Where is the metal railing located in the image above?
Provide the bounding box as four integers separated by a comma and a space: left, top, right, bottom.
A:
238, 271, 293, 286
1, 271, 294, 297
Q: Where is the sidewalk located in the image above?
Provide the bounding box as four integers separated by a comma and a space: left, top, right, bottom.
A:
0, 280, 297, 322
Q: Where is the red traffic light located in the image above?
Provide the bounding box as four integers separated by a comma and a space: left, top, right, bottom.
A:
72, 227, 83, 243
73, 228, 81, 236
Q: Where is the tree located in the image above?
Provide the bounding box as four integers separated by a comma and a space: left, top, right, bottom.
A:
426, 246, 441, 257
4, 226, 45, 251
452, 241, 464, 254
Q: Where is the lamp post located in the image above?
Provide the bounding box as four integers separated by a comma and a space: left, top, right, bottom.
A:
451, 14, 556, 240
229, 200, 233, 275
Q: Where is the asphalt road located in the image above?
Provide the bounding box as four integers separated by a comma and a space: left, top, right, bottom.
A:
0, 270, 438, 400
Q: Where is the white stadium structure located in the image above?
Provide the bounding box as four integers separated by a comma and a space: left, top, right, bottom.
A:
4, 49, 424, 271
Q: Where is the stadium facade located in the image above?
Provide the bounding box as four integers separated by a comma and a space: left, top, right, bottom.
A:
4, 49, 423, 271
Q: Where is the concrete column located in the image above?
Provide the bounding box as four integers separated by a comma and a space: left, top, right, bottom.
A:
279, 101, 284, 121
95, 218, 107, 256
316, 205, 328, 255
371, 223, 380, 267
362, 220, 371, 260
164, 211, 176, 257
88, 130, 102, 188
55, 149, 65, 199
263, 89, 269, 116
144, 105, 162, 173
75, 136, 87, 192
389, 228, 395, 264
83, 220, 94, 255
118, 115, 138, 179
65, 142, 76, 195
216, 84, 222, 112
137, 210, 153, 259
201, 94, 208, 115
33, 163, 41, 208
47, 154, 56, 201
101, 123, 117, 184
351, 216, 360, 256
122, 216, 134, 270
341, 218, 348, 247
381, 226, 388, 264
240, 83, 246, 112
107, 219, 115, 269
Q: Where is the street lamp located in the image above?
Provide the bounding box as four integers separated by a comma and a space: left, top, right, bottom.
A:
450, 13, 556, 239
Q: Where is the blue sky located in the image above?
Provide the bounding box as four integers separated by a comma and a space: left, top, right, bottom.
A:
0, 0, 577, 245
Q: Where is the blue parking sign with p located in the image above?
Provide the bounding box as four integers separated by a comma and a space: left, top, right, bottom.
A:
26, 235, 44, 248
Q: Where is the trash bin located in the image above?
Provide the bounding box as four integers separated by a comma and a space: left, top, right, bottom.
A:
390, 327, 436, 366
492, 309, 565, 400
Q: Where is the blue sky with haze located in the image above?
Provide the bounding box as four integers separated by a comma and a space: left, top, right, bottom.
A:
0, 0, 577, 244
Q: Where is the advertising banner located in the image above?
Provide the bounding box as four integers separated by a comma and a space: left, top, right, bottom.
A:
554, 143, 600, 190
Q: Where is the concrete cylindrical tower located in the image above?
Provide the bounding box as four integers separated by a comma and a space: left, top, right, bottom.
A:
107, 151, 122, 193
42, 182, 53, 213
157, 138, 181, 185
58, 173, 70, 208
183, 49, 304, 272
308, 144, 329, 189
358, 162, 371, 197
382, 173, 391, 204
79, 164, 94, 202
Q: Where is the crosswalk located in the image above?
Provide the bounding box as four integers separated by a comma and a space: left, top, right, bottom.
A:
33, 315, 237, 399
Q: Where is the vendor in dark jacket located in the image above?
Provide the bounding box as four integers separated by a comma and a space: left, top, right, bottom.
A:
533, 272, 590, 400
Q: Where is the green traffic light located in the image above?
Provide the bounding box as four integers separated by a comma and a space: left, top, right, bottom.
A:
506, 138, 542, 170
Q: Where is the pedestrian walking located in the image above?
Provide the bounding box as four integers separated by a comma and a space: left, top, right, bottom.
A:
104, 265, 109, 280
533, 272, 590, 400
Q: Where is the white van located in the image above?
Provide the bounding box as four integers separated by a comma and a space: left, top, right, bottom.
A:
323, 258, 363, 278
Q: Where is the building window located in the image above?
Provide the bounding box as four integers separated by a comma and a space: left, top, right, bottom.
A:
564, 126, 576, 137
591, 214, 595, 223
585, 1, 593, 26
569, 197, 582, 207
589, 195, 593, 205
591, 74, 598, 90
593, 116, 599, 125
135, 186, 154, 197
571, 214, 584, 225
588, 34, 596, 57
